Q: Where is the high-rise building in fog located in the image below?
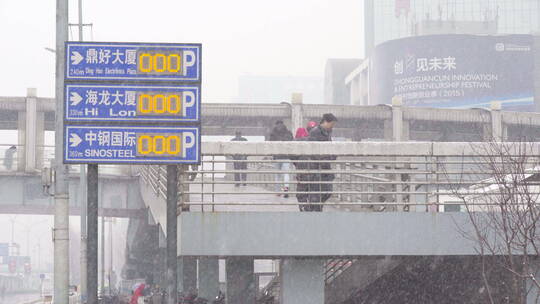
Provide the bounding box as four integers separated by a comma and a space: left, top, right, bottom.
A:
364, 0, 540, 55
335, 1, 540, 108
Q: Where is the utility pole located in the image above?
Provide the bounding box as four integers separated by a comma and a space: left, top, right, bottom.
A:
101, 214, 105, 293
87, 164, 98, 303
167, 165, 178, 304
75, 1, 88, 302
78, 0, 83, 40
54, 0, 70, 303
79, 164, 87, 303
109, 218, 113, 294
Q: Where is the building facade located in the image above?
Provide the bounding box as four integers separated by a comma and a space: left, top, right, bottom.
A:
340, 0, 540, 108
365, 0, 540, 55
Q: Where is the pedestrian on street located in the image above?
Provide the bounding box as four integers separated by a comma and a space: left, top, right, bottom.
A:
269, 120, 294, 197
231, 131, 248, 187
305, 113, 338, 212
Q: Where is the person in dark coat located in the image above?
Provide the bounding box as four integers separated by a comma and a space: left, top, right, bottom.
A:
305, 113, 338, 211
231, 131, 248, 187
293, 122, 317, 211
268, 121, 294, 197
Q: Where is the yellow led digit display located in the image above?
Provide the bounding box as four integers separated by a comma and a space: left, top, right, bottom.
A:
137, 52, 182, 75
136, 134, 182, 157
136, 93, 182, 116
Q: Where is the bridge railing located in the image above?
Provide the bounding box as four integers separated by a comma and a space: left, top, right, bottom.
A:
139, 141, 540, 212
0, 143, 135, 176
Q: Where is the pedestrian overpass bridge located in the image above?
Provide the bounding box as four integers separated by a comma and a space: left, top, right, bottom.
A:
3, 90, 540, 303
2, 139, 532, 303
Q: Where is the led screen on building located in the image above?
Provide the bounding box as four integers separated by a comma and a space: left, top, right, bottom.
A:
372, 34, 534, 111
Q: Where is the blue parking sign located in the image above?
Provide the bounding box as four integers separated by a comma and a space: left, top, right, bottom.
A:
64, 125, 200, 164
65, 84, 200, 123
65, 42, 201, 82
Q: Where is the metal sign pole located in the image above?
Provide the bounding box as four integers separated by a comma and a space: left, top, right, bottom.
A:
101, 210, 105, 293
77, 1, 88, 301
166, 165, 179, 304
79, 164, 87, 303
54, 0, 70, 303
87, 164, 98, 304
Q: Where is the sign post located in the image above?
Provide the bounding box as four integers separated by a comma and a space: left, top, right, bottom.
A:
63, 41, 202, 304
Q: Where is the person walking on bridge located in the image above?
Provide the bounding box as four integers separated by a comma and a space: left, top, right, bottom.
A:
269, 120, 294, 197
231, 131, 248, 187
306, 114, 338, 211
293, 122, 317, 210
3, 146, 16, 171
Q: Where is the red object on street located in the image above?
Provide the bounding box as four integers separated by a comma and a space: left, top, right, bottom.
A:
130, 283, 145, 304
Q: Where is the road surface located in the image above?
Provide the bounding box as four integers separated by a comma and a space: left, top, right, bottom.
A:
1, 292, 40, 304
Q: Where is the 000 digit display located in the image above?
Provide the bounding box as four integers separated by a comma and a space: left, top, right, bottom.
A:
136, 133, 183, 157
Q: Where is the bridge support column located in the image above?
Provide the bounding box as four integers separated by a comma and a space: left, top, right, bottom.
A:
16, 111, 25, 171
391, 96, 409, 142
25, 88, 37, 172
198, 257, 219, 300
178, 256, 197, 293
226, 257, 255, 304
290, 93, 304, 132
281, 258, 324, 304
490, 102, 507, 141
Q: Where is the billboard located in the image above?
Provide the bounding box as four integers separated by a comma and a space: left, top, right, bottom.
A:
372, 34, 534, 111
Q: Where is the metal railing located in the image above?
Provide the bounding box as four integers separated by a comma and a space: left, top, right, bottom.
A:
325, 259, 356, 284
138, 141, 540, 212
0, 143, 135, 176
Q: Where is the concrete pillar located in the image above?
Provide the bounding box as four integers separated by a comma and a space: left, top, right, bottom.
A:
291, 93, 304, 132
490, 102, 507, 142
16, 111, 25, 171
198, 257, 219, 300
25, 88, 38, 172
226, 257, 255, 304
178, 257, 197, 294
392, 96, 409, 141
281, 258, 324, 304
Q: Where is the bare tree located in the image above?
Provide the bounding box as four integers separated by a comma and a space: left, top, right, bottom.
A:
444, 141, 540, 304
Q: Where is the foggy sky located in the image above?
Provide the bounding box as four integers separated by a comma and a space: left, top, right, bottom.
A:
0, 0, 363, 101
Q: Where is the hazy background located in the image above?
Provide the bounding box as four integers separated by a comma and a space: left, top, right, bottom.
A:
0, 0, 363, 101
0, 0, 364, 278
